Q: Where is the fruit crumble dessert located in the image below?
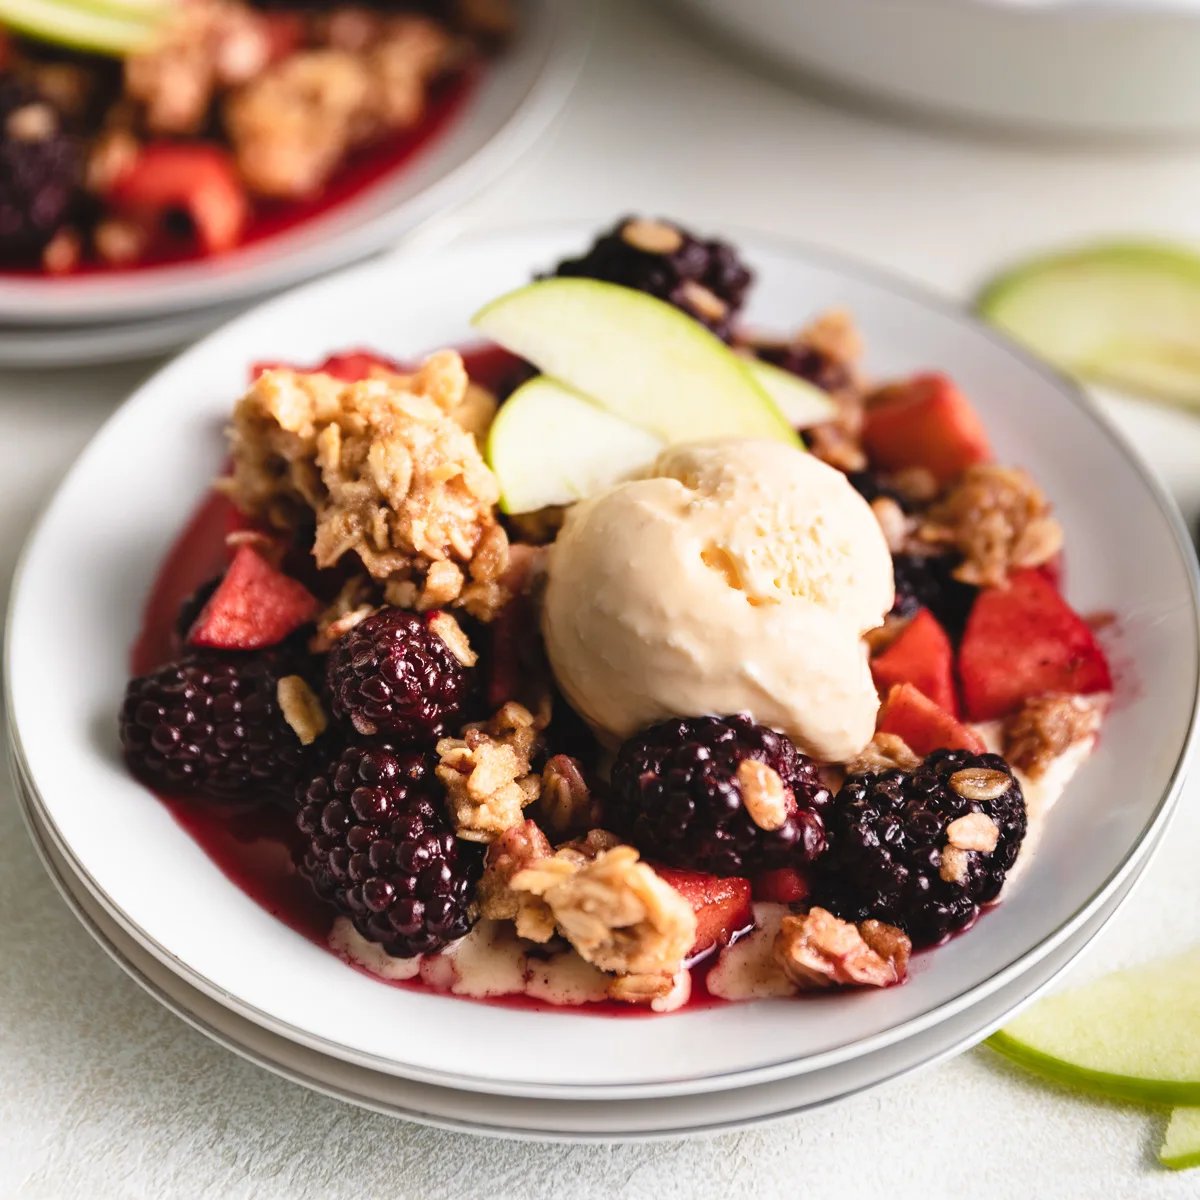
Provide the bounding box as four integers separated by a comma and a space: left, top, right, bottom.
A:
0, 0, 510, 272
119, 217, 1115, 1012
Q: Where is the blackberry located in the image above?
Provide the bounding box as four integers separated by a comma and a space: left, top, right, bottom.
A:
892, 552, 977, 638
814, 749, 1027, 948
755, 342, 853, 397
609, 714, 830, 877
120, 652, 321, 804
297, 744, 482, 956
847, 469, 914, 513
0, 80, 83, 264
326, 606, 472, 742
549, 216, 752, 341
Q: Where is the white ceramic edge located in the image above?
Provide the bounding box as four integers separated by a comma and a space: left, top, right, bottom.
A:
0, 302, 252, 367
6, 222, 1199, 1100
13, 766, 1152, 1143
0, 0, 592, 326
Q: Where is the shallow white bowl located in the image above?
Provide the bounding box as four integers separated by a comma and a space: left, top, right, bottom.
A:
672, 0, 1200, 138
7, 223, 1199, 1100
0, 0, 589, 327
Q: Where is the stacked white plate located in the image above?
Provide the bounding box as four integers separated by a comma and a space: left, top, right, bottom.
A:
0, 0, 590, 368
6, 224, 1199, 1139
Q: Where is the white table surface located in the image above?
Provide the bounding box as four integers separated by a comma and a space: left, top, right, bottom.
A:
5, 2, 1200, 1195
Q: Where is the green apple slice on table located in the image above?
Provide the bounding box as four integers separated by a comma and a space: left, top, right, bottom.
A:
473, 279, 801, 445
978, 242, 1200, 408
988, 947, 1200, 1105
1162, 1109, 1200, 1171
743, 357, 838, 429
0, 0, 164, 54
487, 376, 665, 514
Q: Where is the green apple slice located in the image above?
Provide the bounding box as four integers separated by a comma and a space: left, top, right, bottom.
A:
473, 279, 800, 446
988, 947, 1200, 1105
978, 241, 1200, 408
0, 0, 161, 54
743, 357, 838, 429
1161, 1109, 1200, 1171
486, 376, 665, 514
71, 0, 172, 19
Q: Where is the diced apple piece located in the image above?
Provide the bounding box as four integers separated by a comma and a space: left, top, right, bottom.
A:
743, 358, 838, 429
989, 948, 1200, 1107
959, 568, 1112, 722
473, 279, 799, 445
109, 143, 248, 255
187, 545, 319, 650
870, 608, 959, 716
656, 867, 754, 959
1161, 1109, 1200, 1171
877, 683, 985, 757
751, 867, 810, 905
862, 373, 992, 485
486, 376, 665, 514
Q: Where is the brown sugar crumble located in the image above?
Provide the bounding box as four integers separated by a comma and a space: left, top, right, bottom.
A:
222, 351, 511, 621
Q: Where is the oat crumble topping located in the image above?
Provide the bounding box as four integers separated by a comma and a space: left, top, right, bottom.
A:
224, 16, 452, 198
510, 845, 697, 979
845, 732, 922, 775
939, 846, 970, 884
537, 754, 598, 839
736, 759, 790, 831
1003, 693, 1102, 779
773, 907, 909, 989
477, 820, 557, 943
435, 702, 548, 843
945, 812, 1000, 853
918, 464, 1064, 589
222, 353, 510, 620
276, 675, 327, 745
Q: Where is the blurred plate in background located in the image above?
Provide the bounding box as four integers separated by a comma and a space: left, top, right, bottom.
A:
0, 0, 590, 328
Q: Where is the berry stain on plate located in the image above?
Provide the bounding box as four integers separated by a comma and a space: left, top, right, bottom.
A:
118, 218, 1116, 1014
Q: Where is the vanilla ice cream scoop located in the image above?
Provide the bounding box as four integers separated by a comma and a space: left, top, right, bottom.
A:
541, 438, 894, 761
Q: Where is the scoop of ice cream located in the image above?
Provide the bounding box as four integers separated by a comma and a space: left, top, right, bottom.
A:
541, 438, 894, 761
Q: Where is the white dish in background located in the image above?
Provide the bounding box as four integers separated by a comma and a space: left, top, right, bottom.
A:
0, 302, 250, 367
670, 0, 1200, 138
0, 0, 590, 327
6, 224, 1198, 1101
13, 767, 1153, 1141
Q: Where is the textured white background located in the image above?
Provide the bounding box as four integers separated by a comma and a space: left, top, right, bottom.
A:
5, 1, 1200, 1195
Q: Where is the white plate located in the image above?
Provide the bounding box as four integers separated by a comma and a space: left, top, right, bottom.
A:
7, 224, 1198, 1100
13, 767, 1152, 1141
669, 0, 1200, 138
0, 301, 250, 367
0, 0, 590, 327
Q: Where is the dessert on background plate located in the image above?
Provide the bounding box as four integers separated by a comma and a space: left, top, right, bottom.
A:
0, 0, 511, 273
118, 216, 1115, 1014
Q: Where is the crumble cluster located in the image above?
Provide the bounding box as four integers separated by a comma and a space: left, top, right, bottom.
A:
222, 352, 511, 620
435, 701, 548, 844
478, 822, 697, 1001
1002, 693, 1102, 779
224, 16, 453, 198
774, 907, 911, 990
917, 464, 1064, 588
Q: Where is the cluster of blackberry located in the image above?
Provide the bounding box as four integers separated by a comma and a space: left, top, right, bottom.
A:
121, 604, 481, 957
